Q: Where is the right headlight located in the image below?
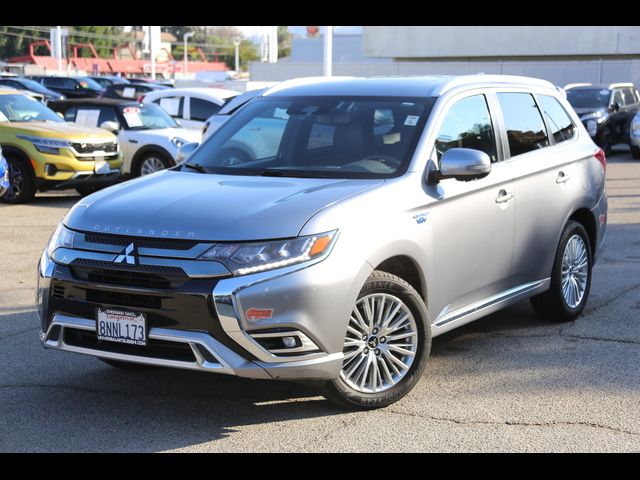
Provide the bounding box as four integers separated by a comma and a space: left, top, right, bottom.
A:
46, 223, 75, 257
16, 135, 70, 155
198, 230, 337, 276
631, 113, 640, 138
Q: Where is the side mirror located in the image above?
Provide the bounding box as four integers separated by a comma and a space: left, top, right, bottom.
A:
427, 148, 491, 185
610, 102, 621, 112
176, 142, 199, 163
100, 121, 120, 134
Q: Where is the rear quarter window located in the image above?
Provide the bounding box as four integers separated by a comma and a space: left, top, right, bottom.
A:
536, 95, 576, 144
496, 92, 549, 157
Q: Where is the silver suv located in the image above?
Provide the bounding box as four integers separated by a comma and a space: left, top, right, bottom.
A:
37, 75, 607, 408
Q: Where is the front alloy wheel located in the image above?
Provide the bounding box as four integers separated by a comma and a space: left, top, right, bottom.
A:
323, 271, 431, 409
139, 155, 168, 176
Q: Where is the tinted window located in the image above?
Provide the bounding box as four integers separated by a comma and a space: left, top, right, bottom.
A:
536, 95, 576, 144
71, 106, 119, 128
154, 96, 184, 118
566, 89, 610, 108
62, 106, 77, 122
621, 88, 637, 106
435, 95, 496, 162
190, 97, 220, 121
497, 93, 549, 157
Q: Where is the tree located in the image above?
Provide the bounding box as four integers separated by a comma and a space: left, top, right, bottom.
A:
277, 26, 291, 58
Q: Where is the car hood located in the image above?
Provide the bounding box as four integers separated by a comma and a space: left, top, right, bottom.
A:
135, 127, 202, 143
64, 170, 383, 241
2, 121, 115, 141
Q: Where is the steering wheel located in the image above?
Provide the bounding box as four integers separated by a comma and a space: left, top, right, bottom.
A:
360, 155, 401, 168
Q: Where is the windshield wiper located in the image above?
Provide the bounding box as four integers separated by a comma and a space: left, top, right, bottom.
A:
255, 168, 330, 178
183, 162, 207, 173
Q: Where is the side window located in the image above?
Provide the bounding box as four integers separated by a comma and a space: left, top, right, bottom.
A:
190, 97, 220, 121
621, 88, 637, 107
435, 94, 497, 162
155, 96, 184, 118
66, 79, 80, 90
63, 106, 77, 122
536, 95, 576, 144
73, 107, 118, 127
43, 78, 64, 88
611, 89, 624, 107
496, 92, 549, 157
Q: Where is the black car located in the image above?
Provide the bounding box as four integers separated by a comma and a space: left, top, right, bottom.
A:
100, 82, 167, 101
31, 76, 105, 99
565, 82, 640, 155
0, 77, 64, 102
128, 78, 172, 89
89, 76, 131, 88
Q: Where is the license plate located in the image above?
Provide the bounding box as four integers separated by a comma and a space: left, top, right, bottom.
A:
97, 308, 147, 346
94, 159, 110, 174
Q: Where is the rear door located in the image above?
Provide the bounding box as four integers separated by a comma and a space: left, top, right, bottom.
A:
496, 91, 577, 286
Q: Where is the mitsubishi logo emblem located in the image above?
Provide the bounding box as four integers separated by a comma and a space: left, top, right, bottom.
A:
114, 243, 137, 264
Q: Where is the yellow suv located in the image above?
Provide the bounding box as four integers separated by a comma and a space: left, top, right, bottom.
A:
0, 89, 122, 203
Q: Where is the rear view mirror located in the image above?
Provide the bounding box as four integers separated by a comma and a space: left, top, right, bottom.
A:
427, 148, 491, 185
176, 142, 199, 163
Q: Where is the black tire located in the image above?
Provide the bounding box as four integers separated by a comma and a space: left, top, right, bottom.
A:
135, 151, 172, 177
631, 145, 640, 160
1, 153, 36, 204
530, 221, 593, 322
99, 358, 159, 371
322, 270, 431, 409
598, 127, 612, 157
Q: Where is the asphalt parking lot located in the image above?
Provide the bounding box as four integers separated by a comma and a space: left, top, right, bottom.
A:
1, 151, 639, 453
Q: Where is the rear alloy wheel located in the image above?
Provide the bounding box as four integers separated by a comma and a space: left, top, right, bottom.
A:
598, 127, 612, 157
1, 155, 35, 204
137, 152, 171, 177
531, 221, 592, 322
323, 271, 431, 409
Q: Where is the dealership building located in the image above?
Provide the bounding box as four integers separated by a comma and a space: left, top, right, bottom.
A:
250, 26, 640, 87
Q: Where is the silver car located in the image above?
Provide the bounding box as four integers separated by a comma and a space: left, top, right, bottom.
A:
37, 75, 607, 408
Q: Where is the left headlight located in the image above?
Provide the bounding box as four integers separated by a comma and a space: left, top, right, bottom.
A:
16, 135, 70, 155
46, 224, 75, 257
198, 230, 337, 276
171, 137, 189, 148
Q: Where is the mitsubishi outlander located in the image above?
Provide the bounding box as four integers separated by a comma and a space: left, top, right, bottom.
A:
37, 75, 607, 408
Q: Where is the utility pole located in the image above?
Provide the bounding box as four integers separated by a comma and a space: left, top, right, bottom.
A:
56, 26, 62, 73
150, 26, 156, 80
323, 26, 333, 77
184, 31, 195, 78
233, 37, 241, 73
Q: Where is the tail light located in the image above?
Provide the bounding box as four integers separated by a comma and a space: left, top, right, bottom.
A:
137, 95, 145, 103
594, 148, 606, 174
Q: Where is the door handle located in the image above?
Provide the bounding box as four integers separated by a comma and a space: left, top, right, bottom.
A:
128, 139, 138, 144
495, 190, 514, 203
556, 171, 570, 183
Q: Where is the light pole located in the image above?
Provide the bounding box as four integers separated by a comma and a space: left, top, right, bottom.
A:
323, 26, 333, 77
233, 37, 241, 74
183, 31, 195, 78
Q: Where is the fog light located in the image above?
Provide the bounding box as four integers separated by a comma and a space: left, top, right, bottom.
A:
282, 336, 297, 348
44, 163, 58, 176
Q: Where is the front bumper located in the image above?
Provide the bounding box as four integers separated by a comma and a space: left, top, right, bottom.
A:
36, 234, 366, 380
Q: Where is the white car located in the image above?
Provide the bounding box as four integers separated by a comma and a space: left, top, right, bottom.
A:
141, 87, 239, 130
49, 98, 202, 176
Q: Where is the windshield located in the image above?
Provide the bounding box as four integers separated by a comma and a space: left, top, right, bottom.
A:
185, 96, 431, 179
117, 103, 178, 129
0, 94, 63, 123
566, 89, 610, 109
77, 77, 106, 91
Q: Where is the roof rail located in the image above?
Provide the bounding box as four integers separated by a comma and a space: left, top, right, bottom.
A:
608, 82, 635, 89
434, 74, 557, 96
564, 83, 592, 90
263, 76, 357, 96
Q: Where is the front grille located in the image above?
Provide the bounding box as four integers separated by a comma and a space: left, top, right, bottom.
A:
71, 142, 117, 154
70, 260, 186, 289
64, 328, 196, 362
86, 289, 162, 309
84, 233, 198, 251
52, 285, 65, 299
